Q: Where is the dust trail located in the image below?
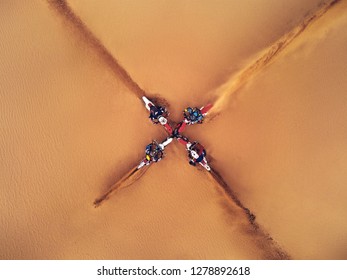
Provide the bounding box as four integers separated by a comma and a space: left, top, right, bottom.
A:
94, 165, 149, 208
206, 167, 290, 259
208, 0, 341, 118
47, 0, 147, 99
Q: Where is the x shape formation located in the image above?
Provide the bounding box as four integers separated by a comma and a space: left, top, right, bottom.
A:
44, 0, 339, 260
138, 96, 213, 171
93, 96, 214, 207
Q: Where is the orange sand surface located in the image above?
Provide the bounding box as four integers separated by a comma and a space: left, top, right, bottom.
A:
1, 0, 346, 259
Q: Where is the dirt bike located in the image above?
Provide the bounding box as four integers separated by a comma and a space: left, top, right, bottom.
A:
174, 103, 213, 135
142, 96, 173, 134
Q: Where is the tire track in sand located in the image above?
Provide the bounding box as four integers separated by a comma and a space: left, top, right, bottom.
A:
207, 0, 341, 119
207, 167, 290, 259
93, 149, 290, 257
47, 0, 147, 99
93, 165, 149, 208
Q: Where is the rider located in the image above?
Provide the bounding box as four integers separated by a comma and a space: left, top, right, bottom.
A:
149, 105, 168, 125
145, 141, 164, 162
183, 107, 204, 124
148, 104, 173, 133
140, 137, 173, 168
186, 141, 207, 166
174, 135, 207, 167
172, 107, 204, 136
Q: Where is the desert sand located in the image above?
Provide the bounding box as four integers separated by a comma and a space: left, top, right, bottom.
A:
1, 0, 346, 259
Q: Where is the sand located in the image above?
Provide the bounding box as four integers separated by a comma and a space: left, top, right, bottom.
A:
0, 0, 346, 259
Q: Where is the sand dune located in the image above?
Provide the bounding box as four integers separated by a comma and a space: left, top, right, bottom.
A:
0, 0, 286, 259
1, 0, 346, 259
